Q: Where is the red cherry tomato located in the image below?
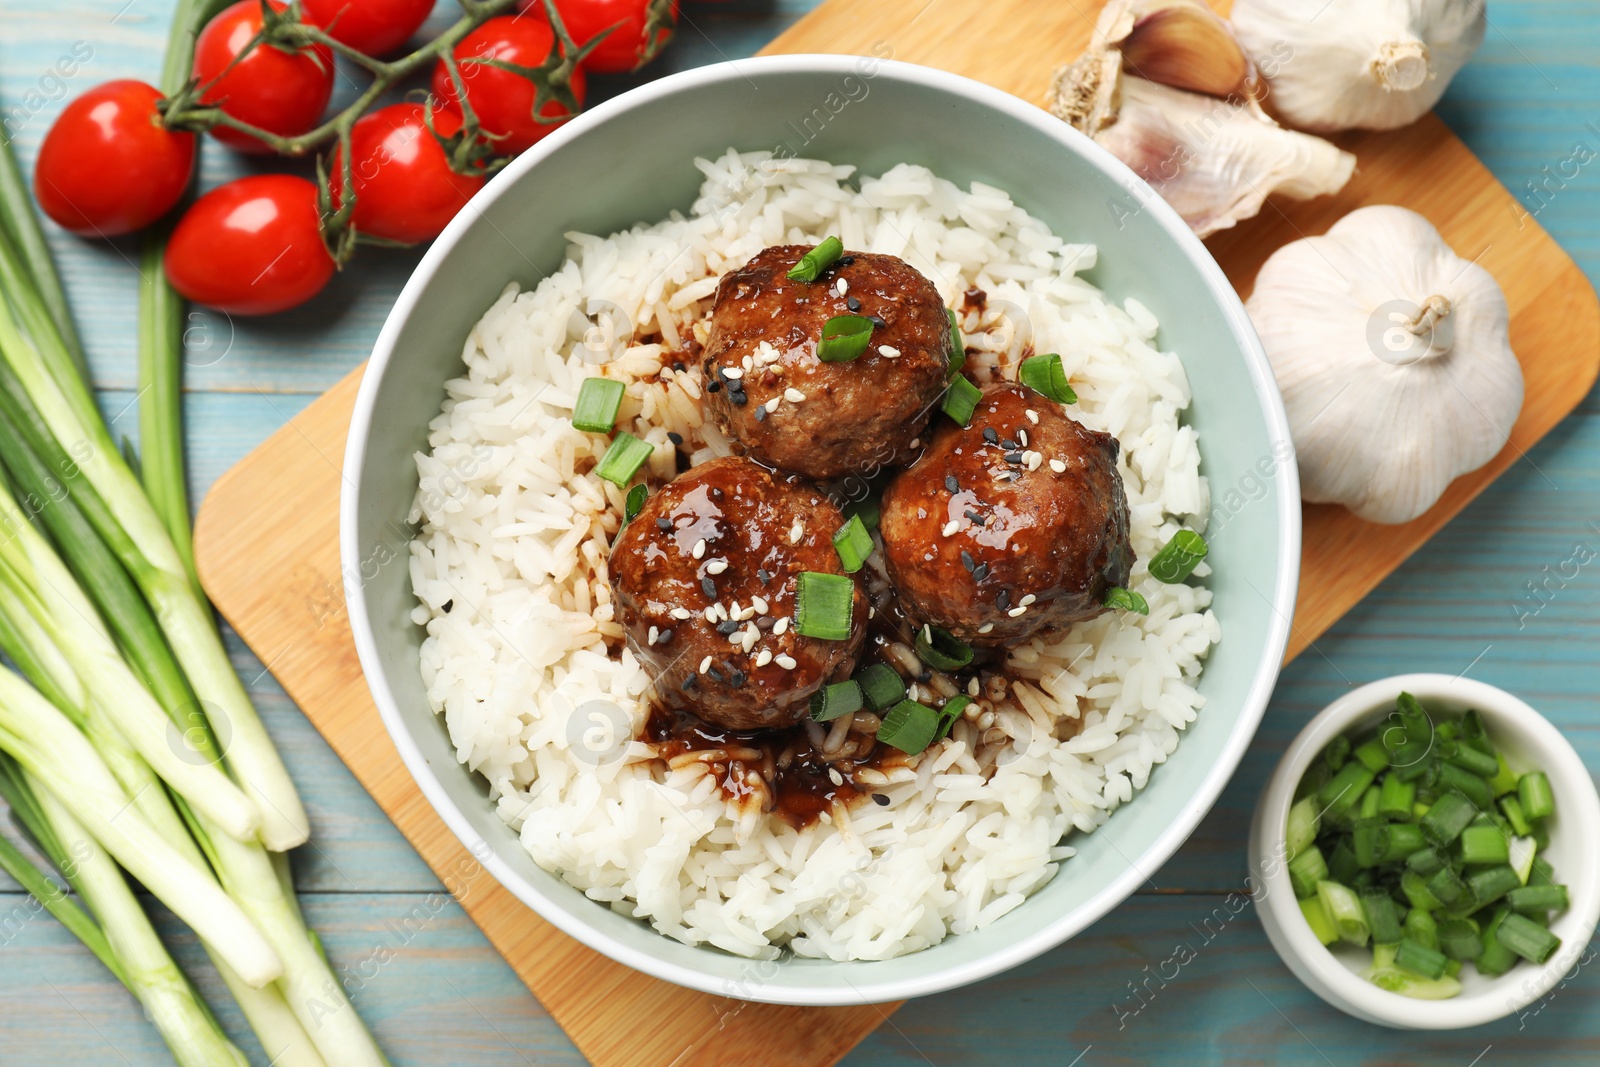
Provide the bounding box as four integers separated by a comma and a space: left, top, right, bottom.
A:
193, 0, 334, 153
165, 175, 335, 315
300, 0, 434, 56
33, 80, 195, 237
430, 16, 586, 157
521, 0, 679, 73
330, 103, 485, 244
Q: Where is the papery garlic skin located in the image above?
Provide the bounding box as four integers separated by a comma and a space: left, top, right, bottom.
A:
1247, 206, 1522, 524
1232, 0, 1487, 132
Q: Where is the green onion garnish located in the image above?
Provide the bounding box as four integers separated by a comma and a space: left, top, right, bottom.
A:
1494, 912, 1561, 964
595, 432, 653, 488
914, 623, 973, 671
810, 680, 864, 722
1148, 530, 1208, 584
787, 236, 844, 282
831, 514, 873, 573
877, 699, 940, 754
816, 315, 875, 363
935, 695, 971, 740
855, 663, 905, 711
1103, 586, 1148, 614
946, 308, 964, 377
794, 571, 854, 640
623, 483, 647, 524
1018, 353, 1077, 404
942, 374, 981, 427
1394, 937, 1449, 979
845, 493, 881, 531
572, 377, 625, 432
1518, 770, 1554, 821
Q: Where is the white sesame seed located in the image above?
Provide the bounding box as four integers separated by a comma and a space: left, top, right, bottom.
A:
773, 617, 790, 635
836, 278, 849, 296
1049, 459, 1067, 474
1007, 606, 1028, 618
1026, 451, 1043, 471
1020, 593, 1037, 607
729, 632, 744, 646
968, 676, 981, 697
755, 648, 773, 667
909, 438, 920, 449
1017, 429, 1028, 447
742, 354, 753, 372
703, 606, 718, 623
698, 656, 712, 674
1026, 409, 1039, 424
670, 607, 691, 620
738, 603, 757, 621
728, 600, 741, 618
868, 606, 876, 619
978, 622, 995, 634
942, 519, 960, 537
789, 521, 803, 544
766, 396, 783, 414
784, 387, 806, 403
723, 366, 744, 380
647, 625, 659, 645
692, 538, 706, 559
742, 627, 759, 653
705, 558, 728, 575
877, 345, 900, 358
775, 654, 798, 670
713, 602, 729, 623
828, 767, 844, 787
751, 595, 770, 614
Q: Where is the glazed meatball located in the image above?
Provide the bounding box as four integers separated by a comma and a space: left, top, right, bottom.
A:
702, 245, 953, 483
609, 456, 868, 731
878, 382, 1134, 649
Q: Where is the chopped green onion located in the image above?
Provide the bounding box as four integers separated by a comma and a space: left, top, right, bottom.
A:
1465, 864, 1522, 912
1289, 846, 1328, 899
572, 377, 625, 432
1438, 919, 1484, 961
1495, 912, 1561, 964
1320, 761, 1376, 823
595, 432, 653, 488
1327, 837, 1360, 885
1400, 869, 1443, 911
1103, 586, 1149, 614
844, 493, 881, 530
1507, 882, 1568, 916
1378, 773, 1416, 820
855, 663, 906, 711
816, 314, 875, 362
624, 483, 647, 524
786, 236, 844, 282
1395, 937, 1449, 979
831, 514, 874, 573
1406, 846, 1445, 875
942, 374, 982, 426
935, 695, 971, 740
1475, 908, 1518, 976
1286, 795, 1320, 859
1300, 896, 1339, 945
1316, 880, 1370, 946
878, 699, 941, 754
1368, 963, 1461, 1000
794, 571, 854, 640
914, 623, 973, 671
809, 680, 864, 723
945, 309, 964, 376
1396, 692, 1432, 743
1518, 771, 1554, 821
1447, 742, 1498, 779
1353, 736, 1390, 774
1458, 824, 1510, 866
1404, 907, 1439, 950
1362, 888, 1404, 944
1353, 820, 1424, 866
1499, 794, 1532, 836
1425, 865, 1465, 906
1018, 352, 1078, 404
1488, 753, 1520, 797
1438, 761, 1492, 808
1419, 791, 1476, 846
1324, 734, 1350, 771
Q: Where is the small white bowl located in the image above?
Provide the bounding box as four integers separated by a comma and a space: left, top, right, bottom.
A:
1250, 673, 1600, 1029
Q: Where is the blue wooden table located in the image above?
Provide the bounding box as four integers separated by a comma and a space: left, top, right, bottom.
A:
3, 2, 1599, 1063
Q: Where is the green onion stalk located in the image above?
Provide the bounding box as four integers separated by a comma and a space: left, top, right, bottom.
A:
0, 230, 309, 850
0, 109, 84, 378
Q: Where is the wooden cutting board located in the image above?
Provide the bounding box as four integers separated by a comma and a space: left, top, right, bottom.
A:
192, 1, 1600, 1065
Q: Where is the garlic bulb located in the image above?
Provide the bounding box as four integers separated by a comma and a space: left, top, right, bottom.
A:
1247, 205, 1523, 524
1231, 0, 1486, 132
1049, 50, 1355, 237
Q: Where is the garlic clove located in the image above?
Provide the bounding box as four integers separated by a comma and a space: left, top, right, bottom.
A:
1049, 63, 1356, 238
1231, 0, 1486, 133
1246, 205, 1524, 525
1096, 0, 1254, 101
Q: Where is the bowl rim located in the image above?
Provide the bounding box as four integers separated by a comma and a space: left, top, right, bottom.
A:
340, 53, 1301, 1005
1249, 673, 1600, 1030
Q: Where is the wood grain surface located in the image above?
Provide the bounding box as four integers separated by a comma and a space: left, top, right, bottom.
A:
5, 1, 1600, 1065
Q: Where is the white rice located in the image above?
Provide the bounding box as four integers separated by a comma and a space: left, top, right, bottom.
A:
407, 150, 1220, 961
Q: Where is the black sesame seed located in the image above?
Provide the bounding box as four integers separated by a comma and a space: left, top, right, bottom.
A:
965, 509, 986, 526
681, 675, 697, 691
847, 296, 862, 313
973, 563, 989, 581
728, 669, 747, 689
1003, 451, 1023, 465
756, 616, 775, 631
708, 380, 722, 393
917, 669, 933, 683
944, 474, 960, 494
730, 391, 748, 407
658, 629, 674, 643
837, 255, 855, 267
756, 568, 772, 583
716, 620, 740, 635
872, 793, 890, 806
701, 577, 717, 599
982, 428, 999, 445
707, 667, 724, 683
667, 431, 684, 446
655, 517, 672, 531
960, 550, 975, 573
441, 599, 453, 614
868, 314, 888, 329
754, 406, 768, 422
997, 589, 1011, 611
1001, 438, 1018, 451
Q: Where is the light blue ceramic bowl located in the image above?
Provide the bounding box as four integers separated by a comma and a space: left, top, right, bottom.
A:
341, 55, 1300, 1005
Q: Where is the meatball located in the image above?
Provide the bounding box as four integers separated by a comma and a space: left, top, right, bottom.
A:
878, 382, 1133, 649
702, 245, 953, 483
609, 456, 868, 731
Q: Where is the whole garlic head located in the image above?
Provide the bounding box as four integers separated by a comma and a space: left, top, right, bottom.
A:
1231, 0, 1487, 132
1247, 206, 1523, 525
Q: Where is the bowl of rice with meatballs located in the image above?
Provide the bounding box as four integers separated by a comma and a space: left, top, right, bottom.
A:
341, 54, 1300, 1005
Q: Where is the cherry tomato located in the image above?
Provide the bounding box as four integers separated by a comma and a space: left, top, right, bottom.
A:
330, 103, 485, 243
33, 80, 195, 237
521, 0, 679, 73
301, 0, 434, 56
430, 16, 586, 157
193, 0, 334, 153
165, 175, 335, 315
